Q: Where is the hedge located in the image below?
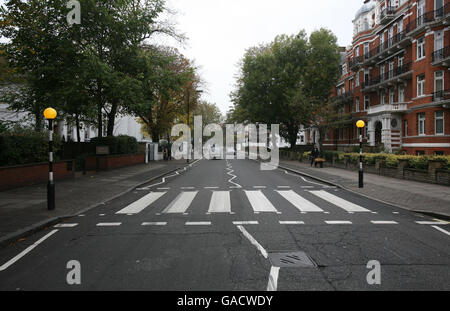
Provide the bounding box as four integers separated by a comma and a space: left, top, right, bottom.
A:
0, 131, 61, 167
90, 135, 138, 155
302, 151, 450, 170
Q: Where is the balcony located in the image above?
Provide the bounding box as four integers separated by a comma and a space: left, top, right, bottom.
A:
362, 28, 411, 66
362, 62, 412, 92
432, 89, 450, 103
380, 6, 397, 25
367, 103, 408, 116
349, 56, 363, 70
407, 9, 446, 37
432, 46, 450, 67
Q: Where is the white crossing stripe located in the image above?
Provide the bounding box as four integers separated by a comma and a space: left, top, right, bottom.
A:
310, 191, 371, 212
416, 221, 448, 225
142, 222, 167, 226
245, 191, 279, 213
116, 192, 166, 215
162, 191, 198, 214
208, 191, 232, 213
276, 190, 324, 212
54, 223, 78, 228
325, 221, 353, 225
233, 221, 259, 225
186, 222, 212, 226
371, 221, 398, 224
279, 221, 305, 225
96, 223, 122, 227
431, 226, 450, 236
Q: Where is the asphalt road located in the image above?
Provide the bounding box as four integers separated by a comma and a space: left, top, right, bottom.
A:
0, 158, 449, 291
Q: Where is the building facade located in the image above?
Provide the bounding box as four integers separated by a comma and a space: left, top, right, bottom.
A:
323, 0, 450, 155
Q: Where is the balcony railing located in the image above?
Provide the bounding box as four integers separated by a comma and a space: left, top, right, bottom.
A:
432, 89, 450, 102
380, 6, 397, 24
407, 8, 445, 34
367, 103, 408, 115
362, 62, 412, 90
432, 46, 450, 64
349, 56, 363, 69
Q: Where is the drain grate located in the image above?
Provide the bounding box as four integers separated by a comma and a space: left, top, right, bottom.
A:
268, 251, 317, 268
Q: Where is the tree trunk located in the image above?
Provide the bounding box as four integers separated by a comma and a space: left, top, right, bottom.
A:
97, 79, 103, 138
287, 124, 299, 151
151, 126, 160, 143
76, 113, 81, 142
107, 100, 118, 137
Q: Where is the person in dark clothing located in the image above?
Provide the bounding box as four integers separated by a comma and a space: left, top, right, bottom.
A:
311, 146, 320, 167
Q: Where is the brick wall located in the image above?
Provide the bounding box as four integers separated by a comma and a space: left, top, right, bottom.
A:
0, 161, 74, 191
85, 154, 145, 171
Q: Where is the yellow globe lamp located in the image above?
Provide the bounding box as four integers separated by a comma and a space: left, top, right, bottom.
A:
43, 108, 57, 120
356, 120, 365, 128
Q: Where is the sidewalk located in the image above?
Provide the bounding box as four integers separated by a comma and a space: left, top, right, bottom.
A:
0, 160, 189, 246
279, 160, 450, 219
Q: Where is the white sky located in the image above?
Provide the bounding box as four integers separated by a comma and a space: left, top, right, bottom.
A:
1, 0, 365, 114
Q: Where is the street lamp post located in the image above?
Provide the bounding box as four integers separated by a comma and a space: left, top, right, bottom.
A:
356, 120, 366, 188
44, 108, 57, 210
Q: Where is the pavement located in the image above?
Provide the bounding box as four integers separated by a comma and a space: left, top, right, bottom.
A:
0, 158, 448, 291
0, 160, 190, 247
278, 160, 450, 219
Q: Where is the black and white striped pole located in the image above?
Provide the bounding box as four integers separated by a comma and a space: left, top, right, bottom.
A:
44, 108, 57, 211
356, 120, 366, 188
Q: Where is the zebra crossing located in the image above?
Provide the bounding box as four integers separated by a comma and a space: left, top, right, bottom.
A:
115, 189, 373, 216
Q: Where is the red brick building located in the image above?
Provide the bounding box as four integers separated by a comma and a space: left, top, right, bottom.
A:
322, 0, 450, 155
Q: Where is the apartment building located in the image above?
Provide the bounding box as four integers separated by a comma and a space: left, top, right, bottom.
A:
323, 0, 450, 155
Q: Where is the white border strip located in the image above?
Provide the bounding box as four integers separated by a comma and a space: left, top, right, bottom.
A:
431, 226, 450, 236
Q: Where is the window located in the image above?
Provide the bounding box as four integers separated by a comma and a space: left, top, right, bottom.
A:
355, 46, 359, 57
434, 71, 444, 99
380, 65, 385, 81
417, 74, 425, 97
355, 72, 360, 87
417, 37, 425, 60
418, 0, 426, 25
435, 0, 444, 17
364, 43, 369, 58
435, 111, 444, 135
355, 97, 360, 112
364, 69, 370, 84
398, 19, 404, 33
398, 56, 404, 68
389, 61, 394, 79
381, 90, 385, 105
435, 151, 444, 156
380, 33, 385, 51
399, 85, 405, 102
364, 95, 370, 110
416, 150, 425, 156
418, 113, 426, 136
404, 120, 408, 137
434, 30, 444, 56
389, 89, 395, 104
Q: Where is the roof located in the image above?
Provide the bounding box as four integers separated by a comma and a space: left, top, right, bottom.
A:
355, 1, 375, 19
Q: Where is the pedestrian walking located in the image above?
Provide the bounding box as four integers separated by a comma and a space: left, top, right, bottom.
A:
311, 146, 320, 167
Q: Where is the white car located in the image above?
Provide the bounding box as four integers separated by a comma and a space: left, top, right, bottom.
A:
208, 144, 223, 160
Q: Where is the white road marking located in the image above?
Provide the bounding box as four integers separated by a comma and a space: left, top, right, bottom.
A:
157, 188, 170, 190
54, 223, 78, 228
325, 221, 353, 225
0, 230, 59, 271
310, 190, 371, 212
277, 186, 291, 189
116, 192, 166, 215
186, 222, 212, 226
142, 222, 167, 226
208, 191, 232, 213
245, 191, 279, 213
276, 190, 324, 212
416, 221, 448, 225
371, 221, 398, 224
253, 186, 267, 189
162, 191, 198, 214
181, 187, 196, 190
267, 266, 280, 291
96, 223, 122, 227
78, 215, 85, 217
233, 221, 259, 225
205, 187, 219, 189
301, 186, 315, 189
236, 226, 268, 258
431, 226, 450, 236
279, 221, 305, 225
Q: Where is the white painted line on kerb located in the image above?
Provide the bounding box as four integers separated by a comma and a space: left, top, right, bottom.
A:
279, 221, 305, 225
416, 221, 448, 225
310, 190, 371, 213
142, 222, 167, 226
267, 266, 280, 291
245, 191, 279, 213
185, 222, 212, 226
116, 192, 166, 215
276, 190, 324, 212
54, 223, 78, 228
233, 221, 259, 225
431, 226, 450, 236
208, 191, 232, 214
325, 221, 353, 225
96, 223, 122, 227
371, 221, 398, 225
0, 230, 59, 272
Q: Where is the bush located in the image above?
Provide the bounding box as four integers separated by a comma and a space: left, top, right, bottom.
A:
0, 128, 62, 167
90, 135, 138, 155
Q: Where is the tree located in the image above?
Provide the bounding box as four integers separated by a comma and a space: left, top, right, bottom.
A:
194, 101, 222, 129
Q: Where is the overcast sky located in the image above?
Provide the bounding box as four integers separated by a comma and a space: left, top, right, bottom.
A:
1, 0, 365, 114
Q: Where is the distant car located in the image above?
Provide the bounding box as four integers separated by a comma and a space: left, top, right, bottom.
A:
208, 144, 223, 160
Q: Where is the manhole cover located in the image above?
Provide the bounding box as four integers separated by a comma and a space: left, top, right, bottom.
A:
268, 251, 317, 268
